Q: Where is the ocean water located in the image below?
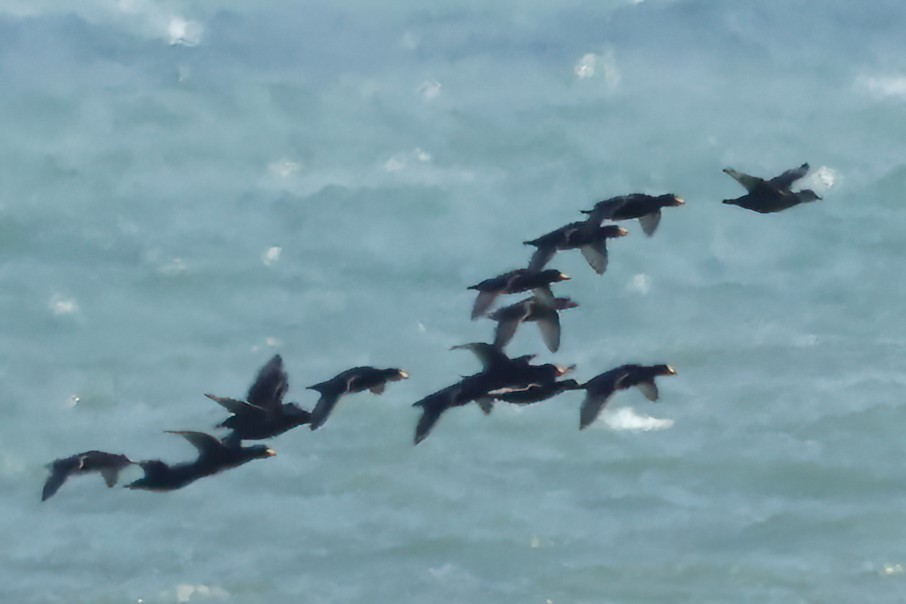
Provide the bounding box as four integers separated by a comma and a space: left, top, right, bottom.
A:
3, 0, 906, 602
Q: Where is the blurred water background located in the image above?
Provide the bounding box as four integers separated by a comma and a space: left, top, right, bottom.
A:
3, 1, 906, 602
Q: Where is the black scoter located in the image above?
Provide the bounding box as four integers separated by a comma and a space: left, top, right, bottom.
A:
42, 450, 134, 501
204, 354, 311, 441
468, 269, 570, 319
722, 163, 821, 213
582, 193, 684, 237
578, 364, 677, 430
308, 366, 409, 430
524, 220, 628, 274
488, 295, 578, 353
126, 431, 275, 492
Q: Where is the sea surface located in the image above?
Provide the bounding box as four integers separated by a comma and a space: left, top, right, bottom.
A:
3, 1, 906, 602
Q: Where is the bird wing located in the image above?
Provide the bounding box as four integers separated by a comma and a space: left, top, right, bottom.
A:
768, 163, 810, 190
723, 168, 765, 193
450, 342, 511, 372
246, 354, 288, 411
41, 466, 70, 501
471, 290, 500, 319
589, 197, 625, 220
475, 397, 494, 415
637, 210, 661, 237
412, 387, 460, 445
493, 307, 525, 350
204, 393, 267, 417
309, 392, 342, 430
535, 309, 562, 353
579, 240, 608, 275
579, 392, 613, 430
579, 369, 632, 429
100, 467, 124, 488
167, 431, 227, 461
635, 380, 660, 402
527, 246, 557, 272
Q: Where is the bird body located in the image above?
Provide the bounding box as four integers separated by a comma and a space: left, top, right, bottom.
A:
468, 269, 570, 319
488, 295, 578, 352
126, 431, 275, 492
308, 366, 409, 430
722, 163, 821, 213
42, 450, 134, 501
582, 193, 684, 236
578, 364, 677, 430
204, 354, 311, 441
412, 344, 573, 444
524, 221, 628, 274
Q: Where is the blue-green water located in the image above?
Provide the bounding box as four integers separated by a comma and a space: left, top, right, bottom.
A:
3, 1, 906, 602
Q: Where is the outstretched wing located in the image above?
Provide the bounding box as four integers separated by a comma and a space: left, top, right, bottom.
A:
579, 240, 608, 275
579, 369, 631, 430
470, 290, 500, 320
769, 163, 810, 190
635, 380, 660, 402
579, 392, 614, 430
527, 246, 557, 272
309, 392, 342, 430
246, 354, 288, 411
535, 310, 562, 353
723, 168, 765, 193
166, 431, 227, 461
204, 394, 267, 417
637, 210, 661, 237
450, 342, 511, 372
585, 197, 625, 222
41, 466, 70, 501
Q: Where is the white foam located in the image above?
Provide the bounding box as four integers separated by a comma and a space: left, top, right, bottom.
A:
803, 165, 838, 192
574, 53, 597, 80
857, 74, 906, 101
262, 246, 282, 266
157, 257, 188, 275
417, 80, 443, 101
172, 583, 228, 603
574, 50, 621, 90
626, 273, 652, 295
49, 294, 79, 316
384, 148, 432, 173
167, 17, 203, 47
603, 406, 674, 432
268, 159, 302, 178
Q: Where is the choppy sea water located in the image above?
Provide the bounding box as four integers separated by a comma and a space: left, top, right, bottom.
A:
3, 1, 906, 602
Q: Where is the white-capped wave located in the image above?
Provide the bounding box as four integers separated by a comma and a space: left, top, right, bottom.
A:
169, 583, 229, 603
49, 294, 79, 316
603, 406, 674, 432
262, 246, 282, 266
574, 49, 621, 90
856, 74, 906, 101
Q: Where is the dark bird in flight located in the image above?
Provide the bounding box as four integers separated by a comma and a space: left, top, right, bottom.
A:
204, 354, 311, 442
126, 431, 275, 492
582, 193, 685, 236
487, 378, 582, 406
524, 219, 628, 274
577, 364, 677, 430
468, 268, 570, 319
722, 162, 821, 213
308, 366, 409, 430
42, 450, 134, 501
412, 343, 573, 444
488, 295, 578, 353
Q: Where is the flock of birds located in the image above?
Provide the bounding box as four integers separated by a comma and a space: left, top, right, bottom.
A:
41, 163, 823, 501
